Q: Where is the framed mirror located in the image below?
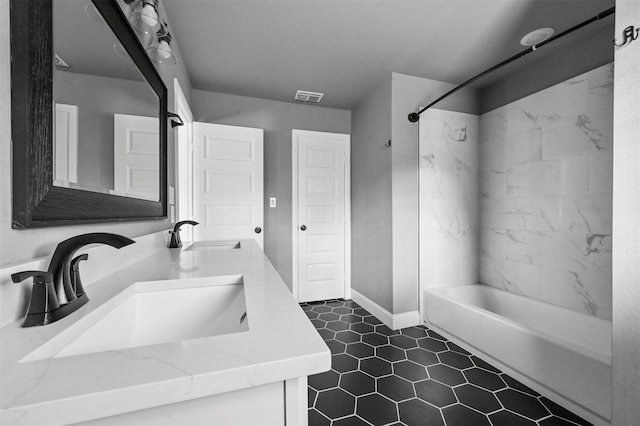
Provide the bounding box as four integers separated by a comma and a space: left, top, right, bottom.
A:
11, 0, 167, 229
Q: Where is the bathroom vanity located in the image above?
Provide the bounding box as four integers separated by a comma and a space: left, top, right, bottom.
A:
0, 237, 330, 425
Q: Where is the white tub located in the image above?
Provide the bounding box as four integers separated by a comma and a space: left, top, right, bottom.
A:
424, 284, 611, 425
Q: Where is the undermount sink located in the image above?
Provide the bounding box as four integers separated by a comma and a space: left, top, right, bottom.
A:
185, 240, 241, 251
22, 275, 248, 362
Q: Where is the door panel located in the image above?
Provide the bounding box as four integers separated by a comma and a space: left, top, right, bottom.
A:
113, 114, 160, 201
54, 103, 78, 184
193, 123, 264, 247
295, 130, 348, 302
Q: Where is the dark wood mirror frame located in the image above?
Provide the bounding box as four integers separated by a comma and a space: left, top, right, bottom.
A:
11, 0, 167, 229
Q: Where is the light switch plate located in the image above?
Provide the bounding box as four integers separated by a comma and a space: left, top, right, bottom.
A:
270, 197, 276, 208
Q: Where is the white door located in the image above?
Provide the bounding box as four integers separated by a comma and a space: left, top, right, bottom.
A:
293, 130, 350, 303
113, 114, 160, 201
193, 123, 264, 247
54, 103, 78, 185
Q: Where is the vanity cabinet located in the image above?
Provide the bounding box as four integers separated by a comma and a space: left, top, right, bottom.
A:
0, 237, 329, 426
75, 379, 307, 426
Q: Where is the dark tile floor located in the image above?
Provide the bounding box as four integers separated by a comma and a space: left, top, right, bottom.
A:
302, 299, 591, 426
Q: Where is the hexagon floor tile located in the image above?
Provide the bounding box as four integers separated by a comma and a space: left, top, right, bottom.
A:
304, 299, 592, 426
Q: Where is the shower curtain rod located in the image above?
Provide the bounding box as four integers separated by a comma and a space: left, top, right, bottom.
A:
407, 6, 615, 123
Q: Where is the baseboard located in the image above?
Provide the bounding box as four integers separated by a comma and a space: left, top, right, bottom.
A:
392, 310, 421, 329
351, 290, 420, 330
351, 290, 393, 328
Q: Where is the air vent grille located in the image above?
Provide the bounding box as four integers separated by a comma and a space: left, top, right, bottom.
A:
294, 90, 324, 103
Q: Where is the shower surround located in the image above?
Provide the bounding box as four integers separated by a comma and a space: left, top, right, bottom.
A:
418, 63, 614, 424
419, 110, 479, 288
479, 63, 613, 320
419, 63, 613, 320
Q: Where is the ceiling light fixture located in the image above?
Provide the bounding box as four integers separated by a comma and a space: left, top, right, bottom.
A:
139, 0, 159, 26
520, 27, 555, 46
147, 22, 177, 65
125, 0, 166, 37
121, 0, 176, 66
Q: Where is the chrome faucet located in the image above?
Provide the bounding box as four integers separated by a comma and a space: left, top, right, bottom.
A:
168, 220, 199, 248
11, 233, 135, 327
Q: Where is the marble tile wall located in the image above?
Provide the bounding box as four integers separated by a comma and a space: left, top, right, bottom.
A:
419, 109, 480, 289
478, 63, 614, 319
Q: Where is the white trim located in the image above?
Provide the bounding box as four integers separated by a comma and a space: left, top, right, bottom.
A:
284, 377, 308, 426
416, 106, 424, 326
292, 129, 351, 303
393, 310, 421, 330
351, 290, 393, 329
174, 79, 192, 121
292, 135, 299, 299
174, 79, 195, 241
344, 138, 352, 301
351, 290, 421, 330
54, 103, 79, 184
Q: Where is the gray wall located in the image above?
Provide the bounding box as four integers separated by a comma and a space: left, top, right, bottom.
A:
54, 71, 158, 190
350, 72, 478, 316
191, 90, 351, 289
479, 24, 614, 114
390, 72, 478, 315
0, 0, 193, 267
612, 0, 640, 422
350, 79, 393, 312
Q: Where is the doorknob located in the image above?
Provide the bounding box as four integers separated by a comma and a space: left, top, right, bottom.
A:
300, 225, 307, 231
254, 227, 262, 234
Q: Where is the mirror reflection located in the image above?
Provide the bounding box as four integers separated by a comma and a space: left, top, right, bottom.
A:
53, 0, 160, 201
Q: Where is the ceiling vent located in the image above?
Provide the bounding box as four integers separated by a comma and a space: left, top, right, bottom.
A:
55, 54, 70, 68
294, 90, 324, 103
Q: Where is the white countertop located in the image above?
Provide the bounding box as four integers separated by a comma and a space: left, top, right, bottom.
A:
0, 239, 330, 426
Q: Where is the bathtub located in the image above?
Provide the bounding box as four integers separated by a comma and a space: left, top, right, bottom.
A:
423, 284, 611, 425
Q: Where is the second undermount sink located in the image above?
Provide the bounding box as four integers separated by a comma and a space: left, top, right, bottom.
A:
185, 240, 241, 251
22, 275, 248, 362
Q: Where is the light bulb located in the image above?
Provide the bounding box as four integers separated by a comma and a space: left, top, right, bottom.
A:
140, 2, 158, 26
157, 40, 172, 59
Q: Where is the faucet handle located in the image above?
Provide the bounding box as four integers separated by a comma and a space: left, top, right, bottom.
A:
11, 270, 60, 327
11, 270, 53, 285
70, 254, 89, 297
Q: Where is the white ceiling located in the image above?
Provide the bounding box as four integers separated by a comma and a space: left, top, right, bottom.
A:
162, 0, 614, 110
